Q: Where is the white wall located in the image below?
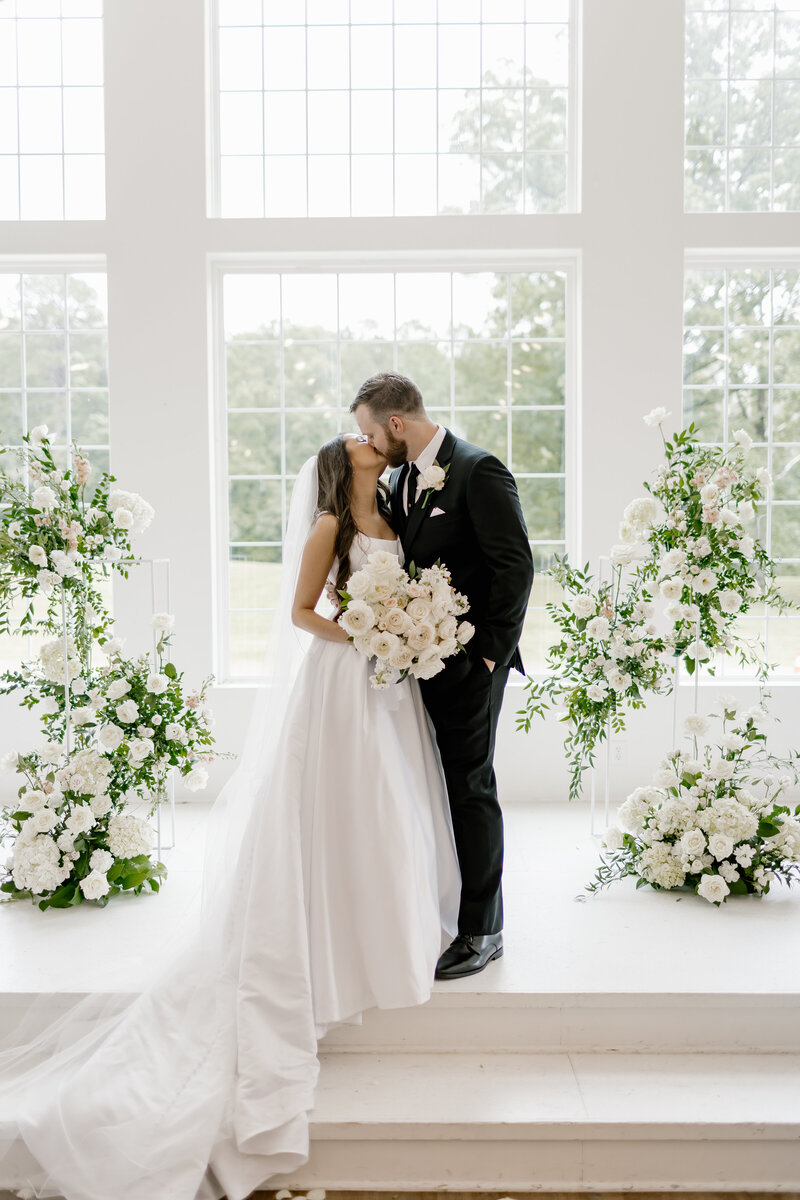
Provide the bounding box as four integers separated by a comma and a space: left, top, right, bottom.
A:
1, 0, 799, 809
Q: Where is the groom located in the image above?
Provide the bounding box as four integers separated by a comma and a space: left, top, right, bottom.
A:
351, 373, 534, 980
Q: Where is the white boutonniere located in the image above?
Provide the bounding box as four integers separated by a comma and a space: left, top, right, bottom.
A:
419, 461, 449, 510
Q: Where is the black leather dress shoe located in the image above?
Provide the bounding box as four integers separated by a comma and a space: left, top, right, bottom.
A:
434, 932, 503, 980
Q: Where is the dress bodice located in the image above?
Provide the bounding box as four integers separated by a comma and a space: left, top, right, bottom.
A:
327, 531, 403, 591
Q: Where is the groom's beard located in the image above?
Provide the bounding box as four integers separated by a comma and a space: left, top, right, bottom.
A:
382, 426, 408, 468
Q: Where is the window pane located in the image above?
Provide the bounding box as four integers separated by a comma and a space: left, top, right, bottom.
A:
685, 3, 800, 211
220, 267, 570, 676
215, 5, 576, 215
5, 9, 105, 218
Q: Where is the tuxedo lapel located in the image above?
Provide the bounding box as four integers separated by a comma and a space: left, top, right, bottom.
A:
402, 429, 457, 559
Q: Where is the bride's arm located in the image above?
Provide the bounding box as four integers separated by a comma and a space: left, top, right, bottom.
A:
291, 513, 351, 643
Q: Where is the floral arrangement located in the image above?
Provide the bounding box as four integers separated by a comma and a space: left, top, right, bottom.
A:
621, 411, 789, 676
0, 426, 153, 642
337, 551, 474, 688
587, 697, 800, 905
517, 556, 672, 800
0, 432, 232, 908
517, 409, 795, 799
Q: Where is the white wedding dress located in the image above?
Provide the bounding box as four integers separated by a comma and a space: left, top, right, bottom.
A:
0, 530, 461, 1200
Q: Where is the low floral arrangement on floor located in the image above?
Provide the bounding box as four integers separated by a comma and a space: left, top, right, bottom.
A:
0, 426, 154, 642
517, 409, 795, 799
337, 551, 474, 688
517, 556, 672, 800
587, 697, 800, 905
0, 429, 232, 909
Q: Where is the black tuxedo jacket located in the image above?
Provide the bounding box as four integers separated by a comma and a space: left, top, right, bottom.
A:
389, 429, 534, 674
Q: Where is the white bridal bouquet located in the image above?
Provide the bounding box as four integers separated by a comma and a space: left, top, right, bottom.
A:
587, 699, 800, 905
336, 551, 475, 688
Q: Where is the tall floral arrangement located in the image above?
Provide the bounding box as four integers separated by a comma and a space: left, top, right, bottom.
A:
0, 428, 232, 909
622, 410, 787, 676
516, 556, 671, 800
517, 409, 794, 799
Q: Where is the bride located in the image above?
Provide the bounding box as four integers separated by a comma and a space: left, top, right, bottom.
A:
0, 432, 461, 1200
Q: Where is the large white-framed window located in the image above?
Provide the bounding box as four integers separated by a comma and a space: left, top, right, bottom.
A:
211, 253, 577, 680
0, 255, 110, 668
209, 0, 580, 218
684, 0, 800, 213
0, 0, 105, 221
683, 249, 800, 675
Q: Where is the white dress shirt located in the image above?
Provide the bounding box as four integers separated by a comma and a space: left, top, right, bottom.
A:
403, 424, 447, 514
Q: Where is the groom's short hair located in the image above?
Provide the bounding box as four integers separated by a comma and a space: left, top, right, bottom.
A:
350, 372, 425, 423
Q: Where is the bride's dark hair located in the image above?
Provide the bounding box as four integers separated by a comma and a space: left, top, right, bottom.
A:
316, 433, 391, 603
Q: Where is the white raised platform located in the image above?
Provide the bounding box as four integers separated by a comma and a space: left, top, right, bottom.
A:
3, 802, 800, 1193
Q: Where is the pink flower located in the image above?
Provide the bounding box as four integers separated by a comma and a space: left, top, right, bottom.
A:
702, 506, 720, 524
73, 453, 91, 485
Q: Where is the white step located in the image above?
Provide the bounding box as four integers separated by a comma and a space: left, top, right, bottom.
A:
319, 989, 800, 1054
269, 1050, 800, 1192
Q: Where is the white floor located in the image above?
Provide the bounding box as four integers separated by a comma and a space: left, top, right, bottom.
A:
5, 800, 800, 1000
4, 801, 800, 1193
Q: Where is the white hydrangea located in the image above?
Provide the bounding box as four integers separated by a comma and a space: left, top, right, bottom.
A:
12, 834, 71, 894
639, 843, 686, 889
108, 487, 154, 534
39, 638, 82, 685
57, 747, 112, 797
107, 813, 155, 858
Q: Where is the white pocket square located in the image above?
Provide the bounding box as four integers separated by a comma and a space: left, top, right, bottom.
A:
430, 506, 446, 517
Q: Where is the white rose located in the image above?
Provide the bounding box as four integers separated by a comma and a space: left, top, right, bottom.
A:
708, 832, 734, 860
115, 699, 139, 723
457, 621, 475, 645
756, 467, 772, 490
106, 681, 131, 700
31, 485, 58, 511
102, 545, 122, 562
370, 630, 400, 661
184, 764, 209, 792
682, 713, 710, 737
660, 548, 686, 573
112, 507, 134, 529
585, 615, 610, 641
718, 590, 742, 614
389, 644, 416, 670
339, 600, 376, 637
570, 594, 595, 619
680, 828, 706, 857
27, 544, 47, 567
659, 577, 683, 601
80, 870, 111, 900
90, 792, 112, 817
128, 736, 154, 763
384, 608, 412, 636
709, 758, 735, 780
165, 722, 184, 742
96, 724, 124, 752
643, 407, 670, 427
146, 673, 169, 695
151, 612, 175, 632
71, 706, 94, 726
732, 428, 753, 453
410, 646, 445, 680
66, 805, 96, 835
406, 596, 434, 623
697, 873, 731, 904
602, 825, 625, 849
420, 464, 446, 490
610, 543, 638, 565
345, 572, 370, 600
90, 848, 114, 873
692, 569, 718, 595
407, 622, 436, 652
30, 424, 49, 444
586, 682, 607, 702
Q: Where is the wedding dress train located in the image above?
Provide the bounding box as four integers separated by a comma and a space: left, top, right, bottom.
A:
0, 531, 461, 1200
